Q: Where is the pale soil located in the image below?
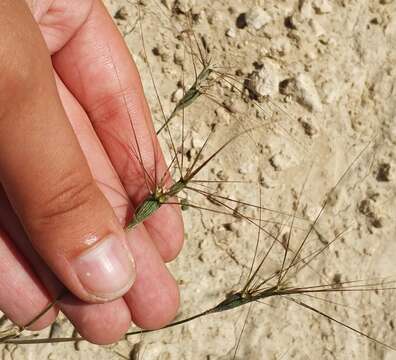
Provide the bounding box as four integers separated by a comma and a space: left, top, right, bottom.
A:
1, 0, 396, 359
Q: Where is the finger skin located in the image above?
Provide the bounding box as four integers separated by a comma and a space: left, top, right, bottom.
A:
28, 0, 94, 53
124, 226, 180, 329
0, 227, 57, 330
57, 72, 180, 330
60, 293, 131, 345
0, 0, 178, 343
0, 0, 180, 343
0, 186, 60, 330
52, 0, 184, 262
0, 0, 135, 303
0, 186, 132, 344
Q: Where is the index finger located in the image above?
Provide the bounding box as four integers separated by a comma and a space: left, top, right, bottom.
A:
52, 0, 184, 261
0, 0, 135, 303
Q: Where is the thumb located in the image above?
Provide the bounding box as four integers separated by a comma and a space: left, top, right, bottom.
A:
0, 0, 135, 302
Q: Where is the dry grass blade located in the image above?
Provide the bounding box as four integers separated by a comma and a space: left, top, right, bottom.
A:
5, 143, 395, 358
2, 2, 395, 359
0, 0, 305, 345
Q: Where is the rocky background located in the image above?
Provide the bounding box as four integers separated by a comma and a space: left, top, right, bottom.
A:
1, 0, 396, 359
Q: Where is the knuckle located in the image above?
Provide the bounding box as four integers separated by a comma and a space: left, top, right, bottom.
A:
37, 170, 99, 225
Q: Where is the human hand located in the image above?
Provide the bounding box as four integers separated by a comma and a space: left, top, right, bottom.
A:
0, 0, 183, 344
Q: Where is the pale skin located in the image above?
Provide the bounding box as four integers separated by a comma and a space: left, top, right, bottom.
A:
0, 0, 184, 344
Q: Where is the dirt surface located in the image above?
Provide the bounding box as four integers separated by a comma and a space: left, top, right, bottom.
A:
1, 0, 396, 359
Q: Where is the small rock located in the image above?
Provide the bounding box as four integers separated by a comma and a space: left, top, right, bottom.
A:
245, 7, 272, 30
215, 106, 231, 123
216, 170, 229, 181
321, 79, 342, 104
171, 88, 184, 103
236, 13, 247, 29
191, 133, 206, 149
313, 0, 333, 14
269, 150, 297, 171
226, 27, 237, 38
174, 49, 185, 66
279, 77, 295, 96
161, 0, 171, 9
266, 136, 300, 173
376, 163, 392, 182
235, 67, 248, 76
190, 6, 203, 21
246, 60, 280, 98
298, 116, 319, 137
270, 37, 291, 56
299, 0, 314, 19
359, 198, 384, 229
284, 14, 298, 30
332, 273, 342, 286
152, 46, 171, 62
114, 6, 129, 20
223, 223, 237, 232
259, 171, 277, 188
295, 73, 323, 112
304, 205, 324, 222
175, 0, 195, 14
152, 46, 161, 56
309, 19, 326, 37
389, 121, 396, 144
238, 162, 254, 175
222, 98, 245, 114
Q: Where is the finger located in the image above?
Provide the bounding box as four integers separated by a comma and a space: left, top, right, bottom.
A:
0, 187, 62, 297
0, 186, 131, 344
0, 186, 60, 330
56, 72, 179, 329
124, 225, 180, 329
53, 74, 130, 225
0, 1, 135, 303
51, 0, 184, 262
60, 294, 131, 345
0, 184, 131, 344
0, 226, 57, 330
28, 0, 94, 54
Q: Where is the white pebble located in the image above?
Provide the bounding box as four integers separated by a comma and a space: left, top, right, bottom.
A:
161, 0, 171, 9
247, 60, 280, 97
313, 0, 333, 14
269, 150, 297, 171
174, 49, 184, 66
245, 7, 272, 30
309, 19, 325, 37
271, 37, 292, 55
259, 172, 277, 188
299, 0, 314, 19
299, 116, 319, 137
175, 0, 195, 14
215, 107, 231, 123
304, 205, 323, 222
295, 73, 323, 112
321, 80, 342, 104
238, 162, 255, 175
191, 133, 206, 149
171, 88, 184, 103
226, 27, 236, 38
389, 120, 396, 144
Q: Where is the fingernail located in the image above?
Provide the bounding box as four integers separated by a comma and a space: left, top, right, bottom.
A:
72, 234, 135, 300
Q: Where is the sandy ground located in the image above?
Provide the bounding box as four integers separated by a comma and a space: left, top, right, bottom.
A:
1, 0, 396, 359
